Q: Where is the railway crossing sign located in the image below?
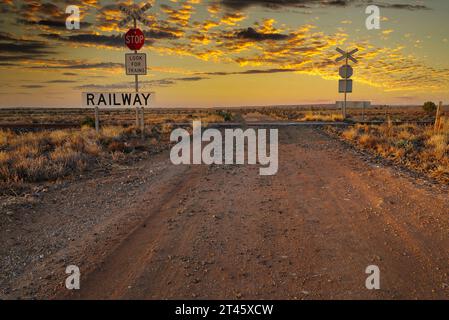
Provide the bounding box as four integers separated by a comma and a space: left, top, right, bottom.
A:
336, 47, 358, 64
126, 53, 147, 75
125, 28, 145, 50
336, 48, 358, 118
118, 3, 152, 27
339, 79, 353, 93
339, 65, 353, 79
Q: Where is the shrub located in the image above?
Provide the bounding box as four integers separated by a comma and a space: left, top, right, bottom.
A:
80, 116, 96, 128
422, 101, 437, 115
217, 110, 233, 122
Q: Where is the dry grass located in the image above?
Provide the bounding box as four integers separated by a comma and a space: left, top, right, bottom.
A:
0, 125, 169, 186
301, 112, 344, 122
334, 117, 449, 183
0, 108, 232, 126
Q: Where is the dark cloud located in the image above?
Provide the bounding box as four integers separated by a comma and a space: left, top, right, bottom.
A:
144, 30, 180, 40
21, 85, 45, 89
0, 54, 35, 61
77, 76, 208, 90
45, 80, 77, 83
374, 3, 430, 10
0, 40, 53, 55
0, 31, 14, 41
40, 62, 124, 70
235, 27, 290, 41
202, 68, 298, 76
0, 31, 54, 57
177, 76, 207, 81
41, 33, 125, 48
220, 0, 430, 10
18, 18, 92, 30
220, 0, 350, 10
0, 54, 122, 71
76, 68, 300, 90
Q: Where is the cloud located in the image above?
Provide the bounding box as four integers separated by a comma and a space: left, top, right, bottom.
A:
374, 3, 430, 11
77, 76, 208, 90
41, 33, 128, 49
145, 29, 181, 40
219, 0, 430, 10
221, 12, 247, 25
201, 68, 299, 76
234, 27, 290, 41
45, 80, 77, 83
219, 0, 350, 10
21, 85, 45, 89
0, 36, 53, 55
18, 18, 92, 30
41, 62, 124, 70
161, 3, 195, 27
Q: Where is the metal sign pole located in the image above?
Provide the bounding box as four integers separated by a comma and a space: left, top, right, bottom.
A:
133, 18, 140, 129
343, 56, 348, 119
120, 3, 151, 138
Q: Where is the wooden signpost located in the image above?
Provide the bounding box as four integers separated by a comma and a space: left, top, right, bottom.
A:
336, 47, 358, 119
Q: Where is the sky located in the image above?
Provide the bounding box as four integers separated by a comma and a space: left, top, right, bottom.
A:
0, 0, 448, 108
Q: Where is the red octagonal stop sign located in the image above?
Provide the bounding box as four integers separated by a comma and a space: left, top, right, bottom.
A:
125, 28, 145, 51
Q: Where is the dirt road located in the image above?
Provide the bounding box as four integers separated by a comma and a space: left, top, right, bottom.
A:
1, 126, 448, 299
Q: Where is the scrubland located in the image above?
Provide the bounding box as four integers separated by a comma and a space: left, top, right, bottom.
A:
0, 124, 175, 193
328, 118, 449, 184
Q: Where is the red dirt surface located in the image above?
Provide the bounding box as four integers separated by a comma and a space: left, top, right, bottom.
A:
1, 126, 448, 299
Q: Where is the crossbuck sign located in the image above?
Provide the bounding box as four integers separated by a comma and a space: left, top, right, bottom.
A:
118, 3, 152, 27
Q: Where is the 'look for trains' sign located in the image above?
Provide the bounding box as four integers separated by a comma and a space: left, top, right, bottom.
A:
125, 53, 147, 75
82, 92, 152, 108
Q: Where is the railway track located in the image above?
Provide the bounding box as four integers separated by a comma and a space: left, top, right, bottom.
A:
0, 120, 435, 132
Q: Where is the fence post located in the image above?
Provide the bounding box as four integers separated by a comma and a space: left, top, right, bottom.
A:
140, 107, 145, 139
434, 101, 442, 133
94, 106, 100, 133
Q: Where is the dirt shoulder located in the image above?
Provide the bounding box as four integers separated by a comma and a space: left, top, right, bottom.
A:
1, 126, 448, 299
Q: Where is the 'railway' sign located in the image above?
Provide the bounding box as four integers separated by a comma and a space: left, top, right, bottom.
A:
82, 92, 152, 108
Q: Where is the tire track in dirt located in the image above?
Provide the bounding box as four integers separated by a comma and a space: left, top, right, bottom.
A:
65, 126, 448, 299
2, 126, 447, 299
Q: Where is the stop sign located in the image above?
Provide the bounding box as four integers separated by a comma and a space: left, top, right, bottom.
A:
125, 28, 145, 51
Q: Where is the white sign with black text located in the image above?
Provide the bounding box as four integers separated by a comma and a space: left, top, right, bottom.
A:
82, 92, 152, 108
125, 53, 147, 75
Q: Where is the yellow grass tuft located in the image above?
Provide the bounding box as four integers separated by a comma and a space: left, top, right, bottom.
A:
302, 111, 344, 122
